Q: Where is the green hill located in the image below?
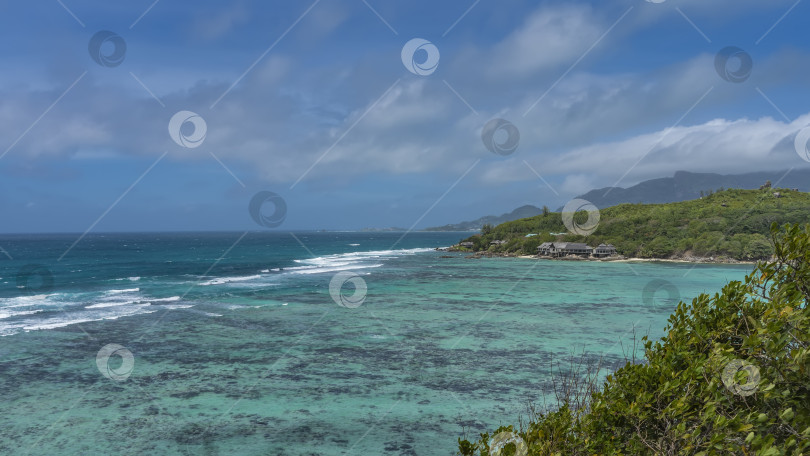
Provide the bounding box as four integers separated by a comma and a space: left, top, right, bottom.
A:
457, 188, 810, 261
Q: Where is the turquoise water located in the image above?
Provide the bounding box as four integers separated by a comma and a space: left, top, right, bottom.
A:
0, 232, 751, 455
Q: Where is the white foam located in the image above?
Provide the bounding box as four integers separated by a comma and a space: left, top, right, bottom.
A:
105, 288, 140, 295
0, 294, 51, 308
284, 247, 432, 275
85, 300, 142, 309
288, 263, 383, 275
28, 308, 155, 331
159, 304, 194, 310
0, 305, 155, 336
200, 275, 262, 286
0, 246, 436, 335
150, 296, 181, 302
0, 308, 42, 319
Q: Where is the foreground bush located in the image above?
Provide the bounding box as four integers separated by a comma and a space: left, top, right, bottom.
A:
459, 223, 810, 455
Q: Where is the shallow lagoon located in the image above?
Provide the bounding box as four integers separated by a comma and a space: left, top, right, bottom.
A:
0, 233, 751, 455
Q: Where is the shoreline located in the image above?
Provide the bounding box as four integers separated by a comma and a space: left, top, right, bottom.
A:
437, 248, 758, 265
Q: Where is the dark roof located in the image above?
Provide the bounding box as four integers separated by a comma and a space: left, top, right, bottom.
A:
562, 243, 592, 250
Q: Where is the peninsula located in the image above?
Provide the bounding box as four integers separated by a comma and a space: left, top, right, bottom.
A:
447, 187, 810, 262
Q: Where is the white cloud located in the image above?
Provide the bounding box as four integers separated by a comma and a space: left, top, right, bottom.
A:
513, 113, 810, 193
560, 174, 596, 195
484, 4, 604, 79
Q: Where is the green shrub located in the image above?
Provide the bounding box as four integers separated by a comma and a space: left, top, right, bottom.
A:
522, 236, 544, 255
458, 223, 810, 455
640, 237, 675, 258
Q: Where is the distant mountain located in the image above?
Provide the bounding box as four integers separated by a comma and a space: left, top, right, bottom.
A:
423, 205, 544, 231
574, 169, 810, 209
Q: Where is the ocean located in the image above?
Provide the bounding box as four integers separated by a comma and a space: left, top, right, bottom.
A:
0, 232, 751, 455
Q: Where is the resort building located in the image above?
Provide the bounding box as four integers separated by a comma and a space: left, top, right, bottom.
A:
593, 243, 618, 258
537, 242, 617, 258
537, 242, 553, 256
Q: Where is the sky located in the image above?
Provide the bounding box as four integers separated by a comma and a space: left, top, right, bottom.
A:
1, 0, 809, 232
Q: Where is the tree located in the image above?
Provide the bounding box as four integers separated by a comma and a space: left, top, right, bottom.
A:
522, 236, 544, 255
640, 237, 675, 258
542, 205, 550, 216
481, 223, 493, 235
743, 234, 773, 260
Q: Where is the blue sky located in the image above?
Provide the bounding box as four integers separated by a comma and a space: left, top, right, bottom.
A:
1, 0, 809, 232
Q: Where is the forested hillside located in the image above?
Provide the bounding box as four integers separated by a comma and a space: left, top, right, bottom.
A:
458, 188, 810, 261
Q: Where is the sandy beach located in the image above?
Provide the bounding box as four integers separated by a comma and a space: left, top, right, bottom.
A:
451, 250, 759, 265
